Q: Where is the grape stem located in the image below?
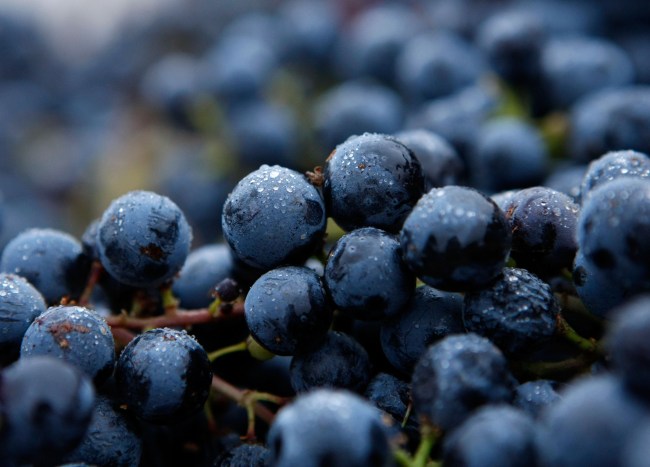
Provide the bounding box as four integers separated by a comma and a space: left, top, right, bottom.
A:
78, 260, 103, 307
393, 422, 441, 467
210, 375, 289, 441
556, 313, 604, 355
207, 340, 248, 362
105, 302, 244, 330
510, 353, 597, 378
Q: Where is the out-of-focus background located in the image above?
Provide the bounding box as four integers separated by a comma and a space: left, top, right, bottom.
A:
0, 0, 649, 252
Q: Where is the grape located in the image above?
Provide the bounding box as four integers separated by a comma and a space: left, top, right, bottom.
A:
245, 266, 331, 356
222, 165, 326, 271
400, 185, 512, 292
0, 272, 47, 358
289, 331, 370, 393
114, 328, 212, 424
0, 227, 90, 304
97, 190, 192, 288
20, 305, 115, 383
0, 356, 95, 465
324, 227, 415, 321
411, 333, 516, 431
323, 132, 424, 233
267, 389, 391, 467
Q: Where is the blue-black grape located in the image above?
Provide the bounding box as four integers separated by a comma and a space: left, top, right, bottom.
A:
469, 118, 548, 193
411, 333, 516, 431
0, 272, 47, 357
395, 129, 464, 190
97, 190, 192, 288
213, 443, 270, 467
0, 227, 90, 304
63, 395, 143, 467
20, 305, 115, 383
289, 331, 371, 393
442, 405, 538, 467
380, 285, 464, 375
114, 328, 212, 424
577, 178, 650, 293
222, 165, 326, 271
396, 31, 484, 104
514, 379, 562, 418
172, 243, 235, 309
0, 356, 95, 465
579, 149, 650, 202
501, 187, 580, 276
323, 132, 424, 233
324, 227, 415, 321
267, 389, 391, 467
606, 295, 650, 399
313, 80, 404, 154
538, 374, 649, 467
245, 266, 331, 356
463, 268, 560, 355
400, 185, 512, 292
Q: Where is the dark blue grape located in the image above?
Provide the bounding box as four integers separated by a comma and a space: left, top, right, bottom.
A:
580, 149, 650, 202
400, 186, 512, 292
539, 36, 634, 110
477, 9, 545, 85
0, 356, 95, 465
213, 443, 270, 467
289, 331, 370, 393
502, 186, 580, 276
63, 395, 142, 467
607, 295, 650, 399
577, 178, 650, 292
396, 31, 484, 104
543, 164, 587, 203
380, 285, 464, 375
323, 133, 424, 233
469, 118, 549, 193
569, 86, 650, 163
395, 129, 464, 190
172, 243, 235, 309
444, 405, 538, 467
139, 53, 202, 130
538, 374, 650, 467
97, 190, 192, 288
406, 84, 499, 159
514, 380, 562, 418
267, 389, 391, 467
411, 333, 516, 431
0, 273, 46, 357
334, 3, 423, 85
0, 227, 90, 304
365, 372, 419, 441
20, 305, 115, 383
202, 34, 277, 106
572, 251, 630, 318
245, 266, 331, 356
313, 81, 404, 154
227, 100, 299, 170
279, 0, 340, 68
222, 165, 326, 271
463, 268, 560, 355
324, 227, 415, 321
114, 328, 212, 424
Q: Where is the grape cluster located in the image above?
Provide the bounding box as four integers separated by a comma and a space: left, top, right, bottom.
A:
1, 0, 650, 466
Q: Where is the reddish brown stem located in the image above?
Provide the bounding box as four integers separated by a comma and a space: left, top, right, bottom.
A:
79, 260, 104, 307
111, 327, 138, 346
210, 375, 277, 426
105, 302, 244, 331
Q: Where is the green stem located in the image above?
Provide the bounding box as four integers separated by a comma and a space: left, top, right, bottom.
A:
413, 424, 440, 467
246, 335, 276, 361
556, 314, 604, 355
511, 353, 596, 378
160, 284, 180, 315
394, 449, 413, 467
208, 296, 222, 316
208, 340, 248, 362
402, 401, 413, 429
555, 293, 604, 327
